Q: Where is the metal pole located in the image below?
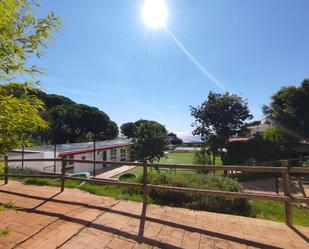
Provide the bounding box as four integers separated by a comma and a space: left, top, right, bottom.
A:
54, 144, 56, 173
282, 169, 292, 226
4, 156, 8, 184
93, 139, 96, 177
21, 144, 24, 169
61, 158, 65, 192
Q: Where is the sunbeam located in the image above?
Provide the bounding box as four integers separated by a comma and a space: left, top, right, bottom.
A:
165, 28, 227, 92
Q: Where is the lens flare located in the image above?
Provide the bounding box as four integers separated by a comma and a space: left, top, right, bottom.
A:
166, 29, 227, 91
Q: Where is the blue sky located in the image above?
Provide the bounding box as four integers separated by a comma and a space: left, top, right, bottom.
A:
34, 0, 309, 140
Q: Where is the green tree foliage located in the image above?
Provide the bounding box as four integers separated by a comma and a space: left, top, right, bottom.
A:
225, 127, 298, 165
121, 120, 170, 141
120, 122, 136, 138
33, 92, 119, 144
0, 0, 61, 154
191, 92, 252, 161
263, 79, 309, 139
167, 132, 183, 145
130, 120, 167, 162
262, 126, 299, 157
225, 136, 279, 165
0, 0, 61, 81
0, 84, 48, 155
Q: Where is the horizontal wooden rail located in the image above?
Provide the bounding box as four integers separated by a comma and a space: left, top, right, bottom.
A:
289, 167, 309, 174
2, 173, 309, 205
1, 157, 309, 226
4, 158, 306, 173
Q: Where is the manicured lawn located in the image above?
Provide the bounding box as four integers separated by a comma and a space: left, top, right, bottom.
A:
158, 152, 222, 165
113, 152, 222, 179
252, 200, 309, 227
159, 152, 196, 164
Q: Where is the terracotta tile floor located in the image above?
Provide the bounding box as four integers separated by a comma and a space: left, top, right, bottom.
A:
0, 182, 308, 249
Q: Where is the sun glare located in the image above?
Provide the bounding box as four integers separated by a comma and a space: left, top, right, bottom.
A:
142, 0, 168, 29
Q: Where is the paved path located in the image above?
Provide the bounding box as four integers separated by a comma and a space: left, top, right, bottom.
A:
95, 165, 136, 179
0, 182, 308, 249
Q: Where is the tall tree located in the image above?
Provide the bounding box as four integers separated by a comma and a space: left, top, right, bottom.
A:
120, 122, 136, 138
167, 132, 183, 145
263, 79, 309, 140
41, 104, 82, 144
191, 92, 252, 161
35, 101, 119, 144
130, 120, 167, 163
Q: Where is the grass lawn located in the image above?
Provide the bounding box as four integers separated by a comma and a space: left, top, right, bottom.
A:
113, 152, 222, 179
252, 200, 309, 227
159, 152, 222, 165
23, 178, 143, 202
159, 152, 196, 164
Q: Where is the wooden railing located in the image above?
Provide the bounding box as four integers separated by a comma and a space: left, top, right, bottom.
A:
1, 157, 309, 227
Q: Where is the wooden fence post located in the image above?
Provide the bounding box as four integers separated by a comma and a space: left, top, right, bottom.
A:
142, 163, 148, 202
138, 163, 148, 237
275, 176, 279, 194
61, 158, 65, 192
282, 169, 292, 226
4, 156, 8, 184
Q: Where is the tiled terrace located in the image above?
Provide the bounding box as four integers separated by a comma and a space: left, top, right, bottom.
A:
0, 182, 308, 249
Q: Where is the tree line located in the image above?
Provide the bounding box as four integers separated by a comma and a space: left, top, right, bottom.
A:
190, 80, 309, 165
35, 90, 118, 144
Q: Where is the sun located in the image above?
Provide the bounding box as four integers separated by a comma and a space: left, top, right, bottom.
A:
142, 0, 168, 29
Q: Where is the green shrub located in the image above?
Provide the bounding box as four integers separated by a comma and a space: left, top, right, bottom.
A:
119, 173, 137, 182
193, 151, 212, 165
137, 171, 254, 216
8, 167, 39, 175
0, 162, 4, 175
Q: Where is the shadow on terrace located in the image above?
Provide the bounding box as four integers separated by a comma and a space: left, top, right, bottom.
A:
0, 158, 309, 249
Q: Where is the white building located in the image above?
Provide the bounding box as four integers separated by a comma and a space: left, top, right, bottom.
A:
8, 138, 132, 175
246, 123, 270, 137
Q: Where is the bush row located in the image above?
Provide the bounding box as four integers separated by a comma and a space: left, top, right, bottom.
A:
135, 171, 254, 216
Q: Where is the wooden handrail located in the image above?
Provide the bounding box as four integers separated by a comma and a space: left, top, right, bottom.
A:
3, 158, 303, 173
1, 157, 309, 226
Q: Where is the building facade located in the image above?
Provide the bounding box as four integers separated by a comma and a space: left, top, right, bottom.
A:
8, 139, 132, 175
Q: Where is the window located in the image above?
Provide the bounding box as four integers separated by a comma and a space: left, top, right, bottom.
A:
110, 148, 117, 159
120, 148, 126, 161
63, 155, 74, 168
81, 156, 86, 160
